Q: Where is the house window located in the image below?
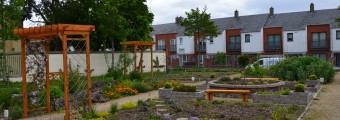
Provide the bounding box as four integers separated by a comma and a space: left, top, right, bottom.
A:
287, 33, 293, 42
209, 38, 214, 44
267, 35, 281, 50
311, 32, 326, 49
336, 30, 340, 40
179, 48, 185, 53
157, 39, 165, 50
245, 34, 250, 43
229, 36, 241, 51
312, 54, 327, 61
182, 55, 187, 62
170, 39, 176, 52
179, 38, 183, 44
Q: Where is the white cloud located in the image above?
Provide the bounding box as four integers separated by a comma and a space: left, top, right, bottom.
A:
147, 0, 340, 25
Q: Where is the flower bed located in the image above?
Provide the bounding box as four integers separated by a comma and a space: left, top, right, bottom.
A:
253, 91, 314, 105
158, 88, 205, 101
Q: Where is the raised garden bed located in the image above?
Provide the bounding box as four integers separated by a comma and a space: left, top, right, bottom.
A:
253, 91, 314, 105
158, 88, 205, 101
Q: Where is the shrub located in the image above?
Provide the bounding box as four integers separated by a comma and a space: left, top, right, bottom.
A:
270, 56, 335, 83
219, 77, 232, 82
247, 82, 254, 85
106, 67, 123, 81
263, 81, 269, 85
280, 88, 290, 95
38, 86, 64, 106
210, 73, 216, 79
164, 82, 173, 89
238, 55, 250, 67
131, 82, 151, 93
95, 111, 109, 117
309, 74, 318, 80
0, 88, 20, 110
233, 77, 241, 81
9, 105, 23, 119
129, 71, 143, 81
294, 84, 305, 92
173, 84, 197, 92
121, 102, 137, 110
110, 103, 118, 114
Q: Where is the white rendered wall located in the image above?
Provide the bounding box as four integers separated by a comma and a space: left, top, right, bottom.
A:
331, 28, 340, 52
207, 31, 226, 54
241, 31, 263, 54
283, 30, 307, 54
177, 36, 195, 54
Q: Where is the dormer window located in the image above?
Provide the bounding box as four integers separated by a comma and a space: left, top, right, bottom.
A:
287, 33, 293, 42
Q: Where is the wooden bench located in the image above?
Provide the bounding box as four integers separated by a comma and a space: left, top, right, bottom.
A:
204, 89, 250, 102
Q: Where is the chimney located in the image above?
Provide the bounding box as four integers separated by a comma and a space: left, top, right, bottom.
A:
234, 10, 239, 18
175, 16, 179, 24
310, 3, 314, 13
177, 16, 183, 24
270, 7, 274, 16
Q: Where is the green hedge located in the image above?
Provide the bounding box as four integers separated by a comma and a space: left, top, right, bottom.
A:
270, 56, 335, 83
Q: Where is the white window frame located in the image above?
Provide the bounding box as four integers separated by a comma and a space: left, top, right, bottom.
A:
182, 55, 187, 62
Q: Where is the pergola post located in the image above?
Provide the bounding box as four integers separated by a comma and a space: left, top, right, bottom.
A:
21, 37, 28, 118
45, 41, 51, 113
85, 35, 92, 109
62, 34, 70, 120
150, 45, 153, 78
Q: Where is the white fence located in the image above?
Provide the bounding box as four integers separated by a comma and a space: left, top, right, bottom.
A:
5, 51, 166, 79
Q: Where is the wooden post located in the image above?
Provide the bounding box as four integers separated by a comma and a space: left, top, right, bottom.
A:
62, 34, 70, 120
85, 35, 92, 110
123, 45, 126, 76
134, 45, 137, 71
45, 41, 51, 113
150, 45, 153, 78
21, 37, 28, 118
140, 47, 143, 74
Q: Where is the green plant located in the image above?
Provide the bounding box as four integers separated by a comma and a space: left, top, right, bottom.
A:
294, 84, 305, 92
263, 81, 269, 85
238, 54, 250, 67
258, 103, 270, 107
212, 100, 224, 105
164, 82, 173, 89
137, 99, 143, 106
131, 81, 151, 93
210, 73, 216, 79
233, 77, 241, 81
219, 77, 232, 82
173, 84, 197, 92
106, 67, 124, 81
110, 103, 118, 114
129, 71, 143, 81
247, 82, 254, 85
272, 106, 287, 120
0, 88, 20, 111
82, 108, 97, 119
309, 74, 318, 80
121, 102, 137, 110
270, 56, 335, 83
9, 105, 23, 119
287, 105, 299, 114
95, 111, 109, 117
280, 88, 290, 95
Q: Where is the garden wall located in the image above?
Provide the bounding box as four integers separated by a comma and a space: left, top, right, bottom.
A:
159, 88, 205, 101
252, 92, 314, 105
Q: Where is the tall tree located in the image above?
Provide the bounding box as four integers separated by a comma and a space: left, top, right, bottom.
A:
181, 6, 218, 67
337, 6, 340, 26
0, 0, 24, 82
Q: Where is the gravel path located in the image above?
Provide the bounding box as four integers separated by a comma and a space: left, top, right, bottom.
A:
302, 72, 340, 120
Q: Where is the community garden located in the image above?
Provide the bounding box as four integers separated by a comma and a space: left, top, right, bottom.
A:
0, 55, 336, 120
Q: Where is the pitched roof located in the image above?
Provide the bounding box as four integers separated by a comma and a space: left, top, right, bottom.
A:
152, 8, 340, 36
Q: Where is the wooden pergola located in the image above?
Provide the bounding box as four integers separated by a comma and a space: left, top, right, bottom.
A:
13, 24, 95, 120
120, 41, 155, 78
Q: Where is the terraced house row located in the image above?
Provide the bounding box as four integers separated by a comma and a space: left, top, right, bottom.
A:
151, 3, 340, 69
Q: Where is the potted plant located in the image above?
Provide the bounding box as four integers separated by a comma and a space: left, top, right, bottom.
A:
306, 74, 320, 87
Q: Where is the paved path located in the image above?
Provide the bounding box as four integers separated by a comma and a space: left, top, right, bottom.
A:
302, 72, 340, 120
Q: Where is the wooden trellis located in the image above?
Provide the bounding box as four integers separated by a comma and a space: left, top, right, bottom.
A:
13, 24, 95, 120
120, 41, 155, 78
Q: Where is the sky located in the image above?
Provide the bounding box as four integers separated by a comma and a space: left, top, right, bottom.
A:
24, 0, 339, 27
146, 0, 340, 25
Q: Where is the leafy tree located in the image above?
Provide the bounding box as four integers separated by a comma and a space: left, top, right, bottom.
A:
337, 6, 340, 26
0, 0, 24, 82
214, 51, 226, 65
238, 55, 250, 67
181, 6, 218, 67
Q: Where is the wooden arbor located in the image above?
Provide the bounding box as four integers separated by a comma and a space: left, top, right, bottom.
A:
13, 24, 95, 120
120, 41, 155, 78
